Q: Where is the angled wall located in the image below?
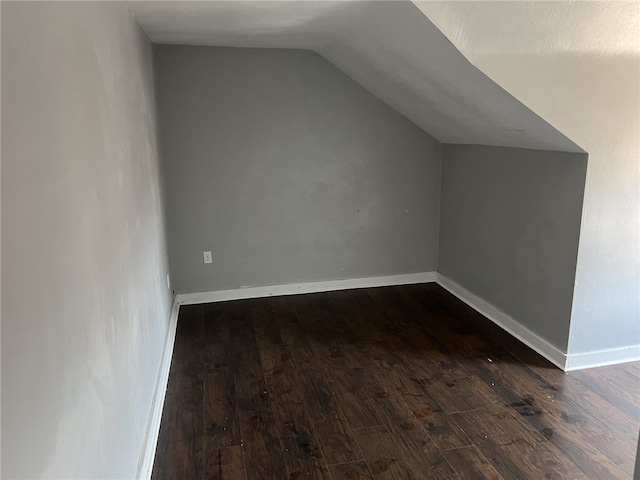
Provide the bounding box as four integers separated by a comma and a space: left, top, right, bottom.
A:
155, 46, 442, 294
1, 3, 172, 478
419, 0, 640, 367
439, 144, 587, 362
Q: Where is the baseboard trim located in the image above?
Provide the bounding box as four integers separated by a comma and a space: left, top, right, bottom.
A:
176, 271, 438, 305
564, 344, 640, 372
137, 297, 180, 480
435, 273, 568, 371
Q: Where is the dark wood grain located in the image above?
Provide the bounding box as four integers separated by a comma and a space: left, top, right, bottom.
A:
329, 461, 374, 480
451, 408, 589, 480
205, 446, 245, 480
329, 367, 383, 431
203, 364, 240, 449
295, 361, 361, 465
151, 283, 640, 480
153, 440, 204, 480
352, 425, 419, 479
238, 409, 287, 479
441, 446, 505, 480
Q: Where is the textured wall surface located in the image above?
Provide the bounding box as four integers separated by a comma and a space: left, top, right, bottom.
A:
129, 1, 581, 152
155, 46, 442, 294
419, 0, 640, 355
439, 144, 587, 350
1, 2, 171, 478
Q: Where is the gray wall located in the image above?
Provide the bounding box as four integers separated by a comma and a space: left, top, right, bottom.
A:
635, 435, 640, 480
155, 46, 442, 294
2, 3, 172, 478
439, 144, 587, 350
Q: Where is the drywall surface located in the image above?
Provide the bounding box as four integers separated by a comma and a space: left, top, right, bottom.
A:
128, 1, 581, 153
418, 1, 640, 355
635, 436, 640, 480
439, 144, 587, 350
1, 2, 171, 478
155, 46, 441, 294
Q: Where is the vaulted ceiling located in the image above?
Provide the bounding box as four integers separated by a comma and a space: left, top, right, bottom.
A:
127, 0, 584, 153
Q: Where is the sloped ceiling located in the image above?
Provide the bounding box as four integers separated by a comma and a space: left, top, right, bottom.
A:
127, 0, 583, 153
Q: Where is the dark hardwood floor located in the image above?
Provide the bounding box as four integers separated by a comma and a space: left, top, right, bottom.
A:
151, 283, 640, 479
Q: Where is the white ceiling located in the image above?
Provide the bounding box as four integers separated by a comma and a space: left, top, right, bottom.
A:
127, 0, 584, 153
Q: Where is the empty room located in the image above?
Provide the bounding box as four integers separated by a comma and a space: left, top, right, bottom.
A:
2, 1, 639, 479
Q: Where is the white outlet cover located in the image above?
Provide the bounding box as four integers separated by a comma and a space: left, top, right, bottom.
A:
203, 251, 212, 264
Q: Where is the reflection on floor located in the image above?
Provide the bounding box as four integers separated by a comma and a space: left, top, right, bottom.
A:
152, 283, 640, 479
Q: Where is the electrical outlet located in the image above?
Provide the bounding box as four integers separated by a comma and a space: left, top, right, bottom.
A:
203, 251, 212, 264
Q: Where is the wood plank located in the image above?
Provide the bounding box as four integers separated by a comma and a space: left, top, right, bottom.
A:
295, 362, 361, 465
329, 461, 374, 480
238, 410, 286, 479
352, 425, 419, 479
229, 309, 270, 412
152, 439, 204, 480
467, 351, 638, 475
523, 370, 638, 444
392, 297, 471, 379
172, 304, 207, 366
451, 408, 589, 480
572, 365, 640, 421
301, 294, 372, 370
441, 446, 504, 480
367, 366, 472, 451
203, 302, 234, 363
327, 367, 383, 431
162, 366, 204, 444
205, 446, 245, 480
355, 383, 461, 480
280, 435, 332, 480
265, 348, 331, 479
280, 295, 364, 466
203, 364, 240, 450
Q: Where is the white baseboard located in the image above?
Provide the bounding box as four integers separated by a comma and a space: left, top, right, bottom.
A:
176, 271, 438, 305
137, 297, 180, 480
564, 344, 640, 371
435, 273, 569, 370
131, 273, 637, 478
